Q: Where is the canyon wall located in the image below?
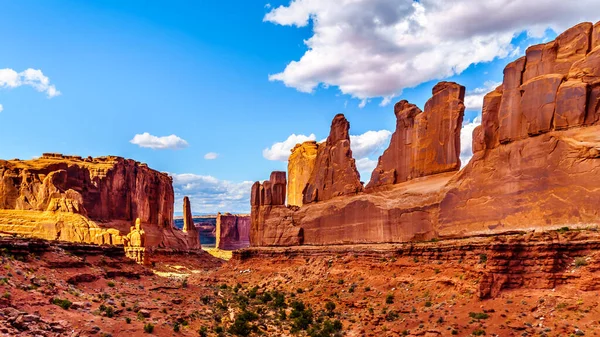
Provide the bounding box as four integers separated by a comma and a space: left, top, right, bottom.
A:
251, 21, 600, 247
0, 153, 192, 249
303, 114, 363, 204
215, 213, 250, 250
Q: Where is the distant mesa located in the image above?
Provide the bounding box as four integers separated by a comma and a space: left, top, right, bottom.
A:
0, 153, 199, 251
250, 21, 600, 247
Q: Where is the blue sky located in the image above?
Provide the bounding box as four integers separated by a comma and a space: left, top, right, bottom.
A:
0, 1, 596, 213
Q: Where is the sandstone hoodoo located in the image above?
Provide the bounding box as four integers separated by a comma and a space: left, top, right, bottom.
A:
0, 153, 191, 249
287, 141, 319, 207
180, 196, 201, 250
215, 212, 250, 250
367, 82, 465, 188
303, 114, 363, 204
250, 21, 600, 247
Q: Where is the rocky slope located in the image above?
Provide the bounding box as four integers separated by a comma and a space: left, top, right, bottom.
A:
0, 153, 191, 249
250, 21, 600, 247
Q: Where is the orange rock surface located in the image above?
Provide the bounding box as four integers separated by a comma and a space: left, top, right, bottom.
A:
368, 82, 465, 188
287, 141, 319, 207
0, 153, 192, 249
251, 21, 600, 247
303, 114, 363, 204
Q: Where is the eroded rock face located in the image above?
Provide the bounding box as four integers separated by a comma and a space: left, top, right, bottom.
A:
251, 171, 302, 246
287, 141, 319, 207
250, 21, 600, 247
215, 213, 250, 250
0, 154, 190, 249
181, 196, 201, 250
303, 114, 363, 203
368, 82, 465, 188
440, 20, 600, 234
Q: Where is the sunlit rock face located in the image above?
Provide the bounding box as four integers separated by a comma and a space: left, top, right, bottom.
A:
250, 21, 600, 247
0, 153, 195, 249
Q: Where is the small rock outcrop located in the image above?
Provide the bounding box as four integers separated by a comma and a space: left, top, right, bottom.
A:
123, 218, 148, 265
215, 212, 250, 250
368, 82, 465, 188
303, 114, 363, 204
287, 141, 319, 207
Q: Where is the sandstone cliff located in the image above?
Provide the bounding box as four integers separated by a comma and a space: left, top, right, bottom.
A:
287, 141, 319, 207
250, 21, 600, 247
439, 21, 600, 235
368, 82, 465, 188
250, 171, 302, 246
215, 212, 250, 250
0, 153, 189, 248
303, 114, 363, 204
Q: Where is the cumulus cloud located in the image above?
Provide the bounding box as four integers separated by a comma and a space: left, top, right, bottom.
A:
459, 116, 482, 166
0, 104, 3, 113
464, 81, 502, 110
262, 133, 317, 161
0, 68, 61, 98
350, 130, 392, 159
355, 157, 378, 181
204, 152, 218, 160
171, 173, 253, 213
265, 0, 597, 106
130, 132, 189, 150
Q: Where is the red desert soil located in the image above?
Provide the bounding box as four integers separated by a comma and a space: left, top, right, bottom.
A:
2, 230, 600, 336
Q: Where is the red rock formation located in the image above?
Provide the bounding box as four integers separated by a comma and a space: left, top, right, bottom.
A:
0, 154, 190, 249
440, 20, 600, 234
303, 114, 362, 203
250, 171, 302, 246
250, 21, 600, 247
215, 213, 250, 250
368, 82, 465, 188
287, 141, 319, 207
181, 196, 201, 250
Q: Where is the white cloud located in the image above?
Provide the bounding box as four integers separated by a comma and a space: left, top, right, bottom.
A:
265, 0, 598, 106
459, 115, 482, 166
171, 173, 253, 213
204, 152, 218, 160
355, 157, 378, 182
0, 104, 3, 113
130, 132, 189, 150
464, 81, 502, 110
263, 133, 317, 161
0, 68, 61, 98
349, 130, 392, 159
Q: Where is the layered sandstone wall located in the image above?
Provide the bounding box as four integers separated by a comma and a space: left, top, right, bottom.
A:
215, 213, 250, 250
0, 153, 190, 248
250, 21, 600, 247
440, 21, 600, 234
